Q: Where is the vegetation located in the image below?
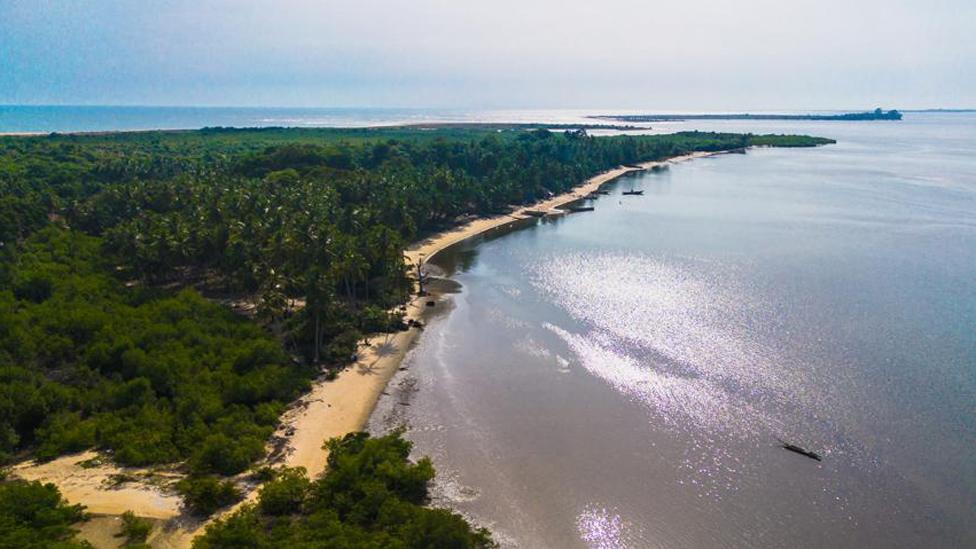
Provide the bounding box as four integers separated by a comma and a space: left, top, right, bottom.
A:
0, 432, 485, 547
595, 108, 902, 121
0, 128, 830, 469
0, 126, 831, 528
195, 431, 495, 548
177, 476, 243, 516
0, 228, 309, 469
0, 479, 90, 548
116, 510, 152, 548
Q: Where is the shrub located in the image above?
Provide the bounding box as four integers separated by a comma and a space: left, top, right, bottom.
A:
196, 432, 494, 548
325, 329, 362, 364
176, 477, 241, 517
116, 510, 152, 547
189, 433, 266, 476
256, 467, 309, 516
0, 479, 89, 548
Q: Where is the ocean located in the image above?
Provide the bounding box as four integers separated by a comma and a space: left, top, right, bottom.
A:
5, 105, 972, 548
367, 113, 976, 548
0, 105, 606, 133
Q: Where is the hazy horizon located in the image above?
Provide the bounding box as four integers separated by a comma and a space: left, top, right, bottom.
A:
0, 104, 956, 111
2, 0, 973, 110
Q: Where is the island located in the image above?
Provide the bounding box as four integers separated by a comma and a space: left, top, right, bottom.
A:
592, 108, 903, 122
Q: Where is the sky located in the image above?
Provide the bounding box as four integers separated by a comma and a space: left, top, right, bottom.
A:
1, 0, 974, 110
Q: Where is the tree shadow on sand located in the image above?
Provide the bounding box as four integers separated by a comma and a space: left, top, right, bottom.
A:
354, 336, 400, 376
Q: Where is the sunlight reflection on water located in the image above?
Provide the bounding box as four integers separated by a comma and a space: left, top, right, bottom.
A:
576, 505, 647, 549
532, 252, 797, 435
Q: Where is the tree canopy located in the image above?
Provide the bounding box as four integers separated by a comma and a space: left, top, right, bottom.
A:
195, 432, 495, 549
0, 479, 90, 549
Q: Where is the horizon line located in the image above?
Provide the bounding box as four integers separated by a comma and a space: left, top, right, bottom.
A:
4, 103, 973, 113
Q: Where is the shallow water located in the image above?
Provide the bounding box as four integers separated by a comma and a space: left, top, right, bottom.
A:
369, 113, 976, 548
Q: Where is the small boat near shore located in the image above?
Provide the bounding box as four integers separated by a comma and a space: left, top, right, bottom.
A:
622, 189, 644, 196
566, 206, 595, 212
524, 209, 565, 218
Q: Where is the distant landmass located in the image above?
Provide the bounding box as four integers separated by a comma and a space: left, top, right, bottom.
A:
592, 108, 903, 122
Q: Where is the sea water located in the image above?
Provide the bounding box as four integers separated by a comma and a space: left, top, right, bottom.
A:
369, 113, 976, 548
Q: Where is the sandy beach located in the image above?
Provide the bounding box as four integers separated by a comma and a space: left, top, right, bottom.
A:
276, 150, 722, 477
10, 150, 722, 548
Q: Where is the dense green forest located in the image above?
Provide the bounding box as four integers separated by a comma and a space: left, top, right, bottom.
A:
0, 227, 309, 469
0, 127, 831, 533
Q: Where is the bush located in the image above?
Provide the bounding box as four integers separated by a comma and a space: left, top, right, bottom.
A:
0, 479, 89, 548
176, 477, 242, 517
193, 504, 267, 549
116, 510, 152, 547
196, 432, 494, 548
325, 329, 362, 364
13, 274, 53, 303
190, 433, 266, 476
256, 467, 309, 516
360, 305, 400, 333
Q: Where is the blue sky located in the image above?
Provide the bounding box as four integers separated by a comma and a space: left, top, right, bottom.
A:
1, 0, 973, 109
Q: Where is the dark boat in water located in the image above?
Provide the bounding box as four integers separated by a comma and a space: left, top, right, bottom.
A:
781, 442, 822, 462
567, 206, 595, 212
622, 190, 644, 196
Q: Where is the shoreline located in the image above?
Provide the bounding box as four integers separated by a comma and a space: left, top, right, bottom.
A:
283, 152, 728, 473
9, 149, 727, 548
404, 150, 721, 267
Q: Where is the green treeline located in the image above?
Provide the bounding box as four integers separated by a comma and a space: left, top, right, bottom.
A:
0, 127, 831, 471
195, 432, 494, 548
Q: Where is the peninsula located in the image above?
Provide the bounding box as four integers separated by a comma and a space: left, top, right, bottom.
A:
592, 108, 903, 122
0, 126, 832, 547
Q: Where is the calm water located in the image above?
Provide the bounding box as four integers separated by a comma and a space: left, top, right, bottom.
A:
0, 104, 891, 133
7, 105, 972, 546
369, 114, 976, 548
0, 105, 607, 132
